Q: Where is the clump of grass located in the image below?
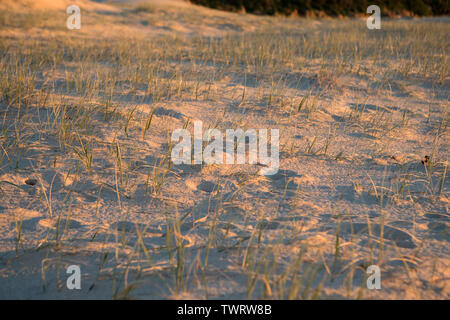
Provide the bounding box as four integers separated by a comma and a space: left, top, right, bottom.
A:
133, 4, 159, 14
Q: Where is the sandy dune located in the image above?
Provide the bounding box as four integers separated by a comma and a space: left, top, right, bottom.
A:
0, 0, 448, 299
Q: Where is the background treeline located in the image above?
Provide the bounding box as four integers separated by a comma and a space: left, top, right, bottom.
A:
189, 0, 449, 16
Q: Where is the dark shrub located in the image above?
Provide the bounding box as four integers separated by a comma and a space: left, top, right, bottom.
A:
189, 0, 447, 16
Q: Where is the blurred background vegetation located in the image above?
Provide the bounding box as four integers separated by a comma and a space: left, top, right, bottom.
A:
190, 0, 449, 16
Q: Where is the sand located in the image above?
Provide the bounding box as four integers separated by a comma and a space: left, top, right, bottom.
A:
0, 0, 448, 299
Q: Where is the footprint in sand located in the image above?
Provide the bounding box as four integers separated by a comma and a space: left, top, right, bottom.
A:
110, 221, 148, 233
427, 221, 449, 233
266, 169, 301, 191
153, 107, 184, 120
38, 218, 85, 230
333, 222, 417, 249
197, 180, 218, 193
186, 179, 219, 193
260, 220, 281, 230
11, 215, 85, 231
172, 163, 202, 177
423, 212, 450, 221
9, 209, 43, 231
219, 206, 246, 221
11, 217, 41, 231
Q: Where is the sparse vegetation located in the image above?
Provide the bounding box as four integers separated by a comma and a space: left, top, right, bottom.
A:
0, 0, 448, 299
